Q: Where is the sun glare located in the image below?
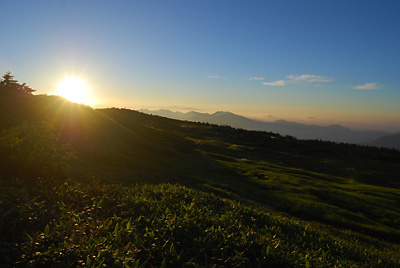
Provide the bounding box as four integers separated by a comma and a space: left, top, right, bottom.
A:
56, 77, 91, 104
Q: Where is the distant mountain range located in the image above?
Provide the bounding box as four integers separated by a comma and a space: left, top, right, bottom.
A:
139, 109, 400, 149
366, 133, 400, 150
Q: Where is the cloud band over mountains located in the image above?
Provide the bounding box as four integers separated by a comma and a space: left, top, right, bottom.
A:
263, 74, 333, 86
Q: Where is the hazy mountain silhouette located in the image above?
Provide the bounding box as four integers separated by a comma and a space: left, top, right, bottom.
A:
366, 133, 400, 150
140, 109, 391, 144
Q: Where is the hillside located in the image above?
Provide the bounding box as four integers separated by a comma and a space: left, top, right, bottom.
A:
101, 108, 400, 237
1, 90, 400, 266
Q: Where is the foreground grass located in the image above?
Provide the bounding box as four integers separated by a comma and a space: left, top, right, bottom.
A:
1, 178, 399, 267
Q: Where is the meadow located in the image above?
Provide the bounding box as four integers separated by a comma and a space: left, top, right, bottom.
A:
1, 82, 400, 267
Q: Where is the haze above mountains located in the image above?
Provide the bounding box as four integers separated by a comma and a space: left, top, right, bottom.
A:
140, 109, 400, 150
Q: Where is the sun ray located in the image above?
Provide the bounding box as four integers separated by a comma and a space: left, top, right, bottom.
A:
56, 77, 91, 104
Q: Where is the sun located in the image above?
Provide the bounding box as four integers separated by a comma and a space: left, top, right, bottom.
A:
56, 77, 91, 104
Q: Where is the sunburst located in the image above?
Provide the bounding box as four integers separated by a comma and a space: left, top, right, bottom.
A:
56, 77, 90, 104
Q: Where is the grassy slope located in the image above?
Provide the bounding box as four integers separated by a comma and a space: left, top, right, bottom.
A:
99, 108, 400, 241
1, 94, 400, 266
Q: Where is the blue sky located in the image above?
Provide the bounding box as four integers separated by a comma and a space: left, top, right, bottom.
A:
1, 0, 399, 131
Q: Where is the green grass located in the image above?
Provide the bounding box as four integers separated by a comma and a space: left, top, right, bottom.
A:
99, 108, 400, 241
1, 91, 400, 266
199, 142, 400, 241
1, 178, 399, 267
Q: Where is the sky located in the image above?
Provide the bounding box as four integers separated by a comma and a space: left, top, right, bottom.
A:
1, 0, 399, 132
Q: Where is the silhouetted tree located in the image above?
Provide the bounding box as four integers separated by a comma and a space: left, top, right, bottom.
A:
0, 72, 35, 94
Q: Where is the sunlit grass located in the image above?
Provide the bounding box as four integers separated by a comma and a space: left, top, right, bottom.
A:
212, 156, 400, 240
1, 179, 399, 267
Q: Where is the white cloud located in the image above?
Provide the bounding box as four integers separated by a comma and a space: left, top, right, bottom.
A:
262, 80, 288, 86
249, 77, 264, 81
263, 74, 333, 86
353, 83, 378, 90
263, 80, 288, 86
208, 75, 220, 79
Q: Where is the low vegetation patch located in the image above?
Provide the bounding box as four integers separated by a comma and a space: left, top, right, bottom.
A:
1, 179, 399, 267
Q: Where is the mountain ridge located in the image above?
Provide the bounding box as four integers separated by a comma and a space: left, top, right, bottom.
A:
140, 109, 391, 144
366, 133, 400, 150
